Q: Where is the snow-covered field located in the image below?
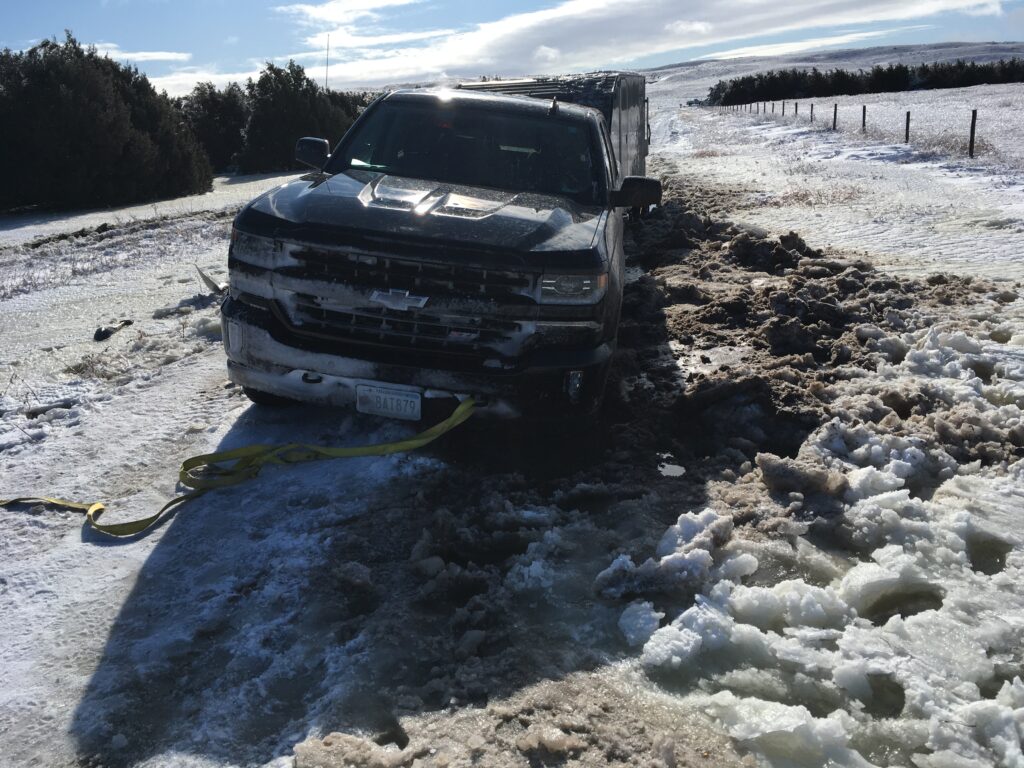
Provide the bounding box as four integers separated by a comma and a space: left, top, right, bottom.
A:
649, 41, 1024, 104
649, 89, 1024, 279
734, 83, 1024, 170
3, 45, 1024, 768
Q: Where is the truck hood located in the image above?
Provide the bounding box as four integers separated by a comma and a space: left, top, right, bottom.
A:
245, 170, 603, 254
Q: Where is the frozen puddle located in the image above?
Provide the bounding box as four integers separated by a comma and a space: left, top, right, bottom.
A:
607, 321, 1024, 767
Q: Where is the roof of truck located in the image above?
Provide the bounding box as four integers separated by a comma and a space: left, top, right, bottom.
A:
383, 88, 603, 121
456, 72, 645, 97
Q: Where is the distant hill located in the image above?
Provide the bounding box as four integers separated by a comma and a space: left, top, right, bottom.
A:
646, 42, 1024, 102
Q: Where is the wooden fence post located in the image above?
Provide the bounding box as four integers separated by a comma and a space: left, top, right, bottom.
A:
970, 109, 978, 157
795, 102, 799, 116
833, 104, 838, 130
772, 102, 775, 114
862, 105, 866, 132
905, 111, 910, 143
810, 103, 815, 123
782, 100, 786, 115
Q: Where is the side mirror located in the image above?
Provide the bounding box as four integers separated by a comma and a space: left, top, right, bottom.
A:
295, 137, 330, 170
609, 176, 662, 209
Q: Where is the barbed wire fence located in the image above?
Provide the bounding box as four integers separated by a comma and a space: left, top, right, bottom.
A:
712, 100, 982, 158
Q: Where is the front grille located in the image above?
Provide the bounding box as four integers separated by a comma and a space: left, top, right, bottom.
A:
282, 247, 534, 302
279, 297, 524, 361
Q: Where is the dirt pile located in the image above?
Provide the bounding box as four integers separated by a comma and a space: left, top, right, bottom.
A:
612, 174, 1011, 471
280, 175, 1017, 767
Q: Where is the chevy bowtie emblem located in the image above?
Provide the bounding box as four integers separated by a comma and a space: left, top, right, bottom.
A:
369, 289, 429, 311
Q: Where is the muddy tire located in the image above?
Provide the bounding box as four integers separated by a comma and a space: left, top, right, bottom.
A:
243, 386, 297, 407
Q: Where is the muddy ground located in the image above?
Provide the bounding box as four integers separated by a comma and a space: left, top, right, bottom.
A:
227, 167, 1023, 768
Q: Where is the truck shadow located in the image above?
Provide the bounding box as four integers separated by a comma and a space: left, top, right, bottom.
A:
67, 379, 713, 767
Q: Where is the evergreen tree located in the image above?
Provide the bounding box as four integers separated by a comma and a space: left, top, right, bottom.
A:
0, 32, 211, 210
704, 57, 1024, 105
237, 61, 359, 173
178, 81, 250, 172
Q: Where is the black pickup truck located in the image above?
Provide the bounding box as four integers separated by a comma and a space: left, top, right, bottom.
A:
222, 73, 661, 421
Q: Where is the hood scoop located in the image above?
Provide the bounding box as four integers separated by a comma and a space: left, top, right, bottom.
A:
357, 175, 509, 219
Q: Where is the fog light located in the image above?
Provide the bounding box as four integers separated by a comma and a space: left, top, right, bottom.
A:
565, 370, 584, 403
302, 371, 323, 384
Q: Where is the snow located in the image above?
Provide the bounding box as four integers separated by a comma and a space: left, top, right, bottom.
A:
648, 41, 1024, 104
618, 601, 665, 647
593, 508, 733, 598
0, 172, 300, 249
628, 318, 1024, 766
611, 54, 1024, 766
648, 78, 1024, 280
4, 42, 1024, 768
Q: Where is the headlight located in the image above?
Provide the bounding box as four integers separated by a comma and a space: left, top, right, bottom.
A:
539, 273, 608, 305
230, 229, 290, 269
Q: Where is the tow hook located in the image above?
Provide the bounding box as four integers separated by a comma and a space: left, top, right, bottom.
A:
565, 370, 584, 404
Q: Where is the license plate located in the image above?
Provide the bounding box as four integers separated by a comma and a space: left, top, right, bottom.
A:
355, 384, 421, 421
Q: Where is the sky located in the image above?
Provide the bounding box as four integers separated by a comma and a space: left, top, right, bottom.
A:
3, 0, 1024, 95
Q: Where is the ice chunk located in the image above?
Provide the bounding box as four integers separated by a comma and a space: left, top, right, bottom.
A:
619, 601, 665, 647
845, 466, 905, 502
641, 624, 703, 670
730, 581, 854, 631
701, 691, 874, 768
594, 509, 732, 598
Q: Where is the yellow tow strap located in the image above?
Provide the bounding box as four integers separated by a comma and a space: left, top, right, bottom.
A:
1, 398, 476, 539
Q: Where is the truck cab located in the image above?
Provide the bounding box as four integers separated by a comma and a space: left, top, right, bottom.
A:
222, 76, 660, 421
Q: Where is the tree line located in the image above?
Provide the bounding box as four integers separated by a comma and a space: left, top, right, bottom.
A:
705, 58, 1024, 106
0, 33, 372, 211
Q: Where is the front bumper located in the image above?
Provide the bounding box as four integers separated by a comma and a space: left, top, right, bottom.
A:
222, 299, 612, 419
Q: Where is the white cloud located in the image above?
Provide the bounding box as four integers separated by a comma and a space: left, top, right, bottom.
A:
274, 0, 1006, 87
92, 43, 192, 63
300, 26, 456, 52
149, 66, 261, 96
144, 0, 1011, 94
703, 26, 933, 59
275, 0, 422, 25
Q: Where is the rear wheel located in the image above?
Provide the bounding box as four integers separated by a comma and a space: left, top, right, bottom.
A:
242, 386, 297, 407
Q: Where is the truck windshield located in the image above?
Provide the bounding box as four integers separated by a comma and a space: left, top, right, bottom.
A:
328, 100, 605, 207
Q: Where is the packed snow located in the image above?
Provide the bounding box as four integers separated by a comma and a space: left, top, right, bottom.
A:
765, 84, 1024, 169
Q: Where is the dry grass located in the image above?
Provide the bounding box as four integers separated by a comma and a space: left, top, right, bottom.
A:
63, 348, 133, 380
